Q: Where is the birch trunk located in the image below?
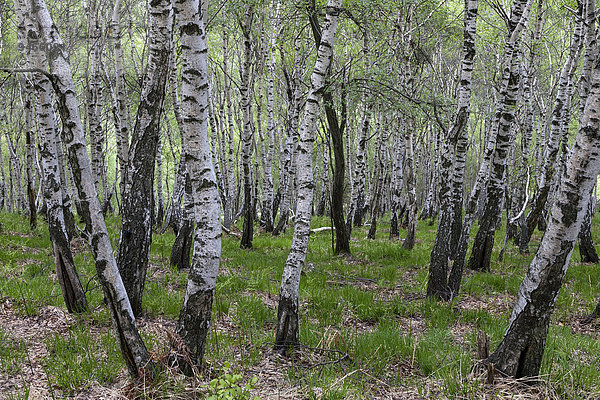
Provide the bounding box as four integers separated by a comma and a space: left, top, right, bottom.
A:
275, 0, 341, 350
525, 15, 583, 244
117, 0, 173, 317
23, 86, 37, 230
111, 0, 130, 202
402, 128, 417, 250
260, 0, 279, 233
240, 7, 255, 249
15, 0, 87, 313
30, 0, 151, 376
426, 0, 478, 299
173, 0, 222, 372
390, 127, 406, 239
467, 0, 533, 272
486, 66, 600, 378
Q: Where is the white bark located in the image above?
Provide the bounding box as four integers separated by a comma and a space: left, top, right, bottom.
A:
276, 0, 342, 348
30, 0, 151, 376
173, 0, 222, 369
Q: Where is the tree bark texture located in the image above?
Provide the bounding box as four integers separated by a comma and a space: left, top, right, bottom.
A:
173, 0, 222, 371
427, 0, 478, 299
468, 0, 533, 272
117, 0, 172, 317
275, 0, 341, 350
30, 0, 152, 376
486, 67, 600, 378
240, 6, 255, 249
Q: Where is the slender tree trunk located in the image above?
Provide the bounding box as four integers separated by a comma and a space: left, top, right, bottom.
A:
260, 0, 279, 233
240, 7, 255, 249
170, 167, 193, 270
402, 128, 417, 250
23, 87, 37, 229
524, 14, 584, 244
275, 0, 341, 350
111, 0, 130, 203
15, 0, 87, 313
172, 0, 222, 373
117, 0, 173, 317
390, 128, 406, 239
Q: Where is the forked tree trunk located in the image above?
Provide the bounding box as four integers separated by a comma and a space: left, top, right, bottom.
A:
467, 0, 533, 272
486, 66, 600, 378
172, 0, 222, 372
275, 0, 341, 350
117, 0, 172, 317
427, 0, 477, 299
15, 0, 87, 313
30, 0, 151, 376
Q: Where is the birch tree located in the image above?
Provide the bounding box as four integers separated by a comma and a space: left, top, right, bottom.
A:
485, 65, 600, 379
30, 0, 152, 376
172, 0, 222, 372
117, 0, 173, 317
14, 0, 88, 314
427, 0, 478, 299
275, 0, 342, 350
240, 6, 255, 249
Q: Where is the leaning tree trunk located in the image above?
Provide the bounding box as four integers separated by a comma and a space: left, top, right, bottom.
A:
30, 0, 152, 376
172, 0, 222, 373
275, 0, 341, 351
578, 191, 598, 263
15, 0, 87, 313
427, 0, 478, 300
485, 66, 600, 379
117, 0, 172, 317
239, 7, 255, 250
576, 0, 599, 264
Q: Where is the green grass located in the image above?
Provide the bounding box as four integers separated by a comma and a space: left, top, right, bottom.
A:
1, 210, 600, 398
43, 324, 124, 393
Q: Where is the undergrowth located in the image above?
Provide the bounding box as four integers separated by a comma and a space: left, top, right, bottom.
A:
0, 210, 599, 398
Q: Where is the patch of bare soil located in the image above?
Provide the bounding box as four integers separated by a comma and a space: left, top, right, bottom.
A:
0, 300, 72, 399
456, 292, 516, 316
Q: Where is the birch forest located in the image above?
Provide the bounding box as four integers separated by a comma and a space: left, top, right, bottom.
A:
1, 0, 600, 398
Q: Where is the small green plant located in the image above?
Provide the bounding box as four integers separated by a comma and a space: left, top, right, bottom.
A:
203, 362, 260, 400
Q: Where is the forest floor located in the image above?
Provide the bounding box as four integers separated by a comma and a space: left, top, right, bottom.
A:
1, 211, 600, 399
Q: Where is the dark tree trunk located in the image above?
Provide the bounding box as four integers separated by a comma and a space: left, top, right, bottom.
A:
274, 294, 299, 352
118, 1, 172, 317
174, 289, 213, 374
578, 192, 598, 263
